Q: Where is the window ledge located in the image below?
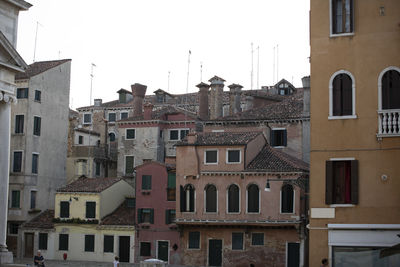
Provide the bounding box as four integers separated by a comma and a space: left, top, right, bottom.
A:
226, 161, 241, 164
227, 212, 241, 215
328, 115, 357, 120
139, 223, 151, 228
204, 162, 218, 165
141, 190, 151, 195
329, 204, 355, 208
28, 209, 41, 214
271, 146, 286, 149
330, 32, 354, 38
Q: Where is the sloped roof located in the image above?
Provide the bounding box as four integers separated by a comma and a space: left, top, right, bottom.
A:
22, 209, 54, 229
57, 176, 121, 193
15, 59, 71, 80
178, 132, 262, 146
246, 145, 309, 172
4, 0, 32, 10
119, 105, 197, 122
100, 199, 135, 226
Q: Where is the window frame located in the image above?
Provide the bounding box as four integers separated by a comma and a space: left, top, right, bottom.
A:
232, 232, 244, 250
140, 241, 151, 256
86, 201, 96, 219
32, 153, 39, 174
120, 111, 129, 120
16, 87, 28, 99
38, 233, 48, 250
30, 190, 37, 210
95, 161, 101, 176
12, 150, 23, 173
34, 90, 41, 102
167, 173, 176, 201
141, 175, 152, 190
204, 149, 218, 165
84, 234, 95, 252
270, 128, 287, 148
103, 235, 114, 253
124, 155, 134, 175
378, 66, 400, 111
246, 184, 260, 214
33, 116, 41, 136
125, 128, 136, 140
168, 128, 189, 141
137, 208, 154, 224
108, 112, 116, 123
60, 201, 70, 218
329, 70, 356, 120
11, 190, 20, 208
180, 184, 195, 213
188, 231, 200, 250
227, 184, 240, 214
165, 209, 176, 225
251, 233, 264, 246
59, 234, 69, 251
15, 114, 24, 134
226, 149, 241, 164
329, 0, 354, 37
280, 184, 295, 214
204, 184, 218, 213
83, 113, 92, 125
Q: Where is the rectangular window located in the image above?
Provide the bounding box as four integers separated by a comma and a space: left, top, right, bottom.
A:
251, 233, 264, 246
33, 116, 41, 136
32, 153, 39, 174
86, 202, 96, 219
108, 112, 116, 122
9, 223, 19, 235
227, 150, 241, 163
169, 130, 179, 140
60, 201, 70, 218
326, 160, 358, 205
125, 156, 134, 175
126, 198, 135, 208
188, 231, 200, 249
16, 88, 28, 99
13, 151, 22, 172
137, 208, 154, 224
270, 129, 287, 147
11, 190, 20, 208
165, 209, 176, 224
30, 191, 37, 209
95, 161, 101, 176
85, 235, 95, 252
167, 173, 176, 201
180, 129, 189, 140
140, 242, 151, 256
78, 135, 83, 144
15, 115, 24, 134
232, 233, 244, 250
104, 235, 114, 253
59, 234, 69, 251
205, 150, 218, 164
39, 233, 48, 250
120, 112, 128, 120
34, 90, 41, 102
126, 129, 135, 139
142, 175, 152, 190
331, 0, 354, 35
83, 113, 92, 124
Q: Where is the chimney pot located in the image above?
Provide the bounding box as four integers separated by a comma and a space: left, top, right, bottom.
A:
208, 76, 225, 119
197, 82, 210, 120
131, 83, 147, 117
187, 132, 196, 144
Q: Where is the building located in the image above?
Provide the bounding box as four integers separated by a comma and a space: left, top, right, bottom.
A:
175, 131, 309, 267
19, 177, 135, 262
7, 59, 71, 256
309, 0, 400, 266
0, 0, 31, 264
134, 161, 180, 264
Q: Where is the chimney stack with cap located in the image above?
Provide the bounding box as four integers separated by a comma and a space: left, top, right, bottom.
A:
197, 82, 210, 120
301, 76, 310, 116
131, 83, 147, 117
143, 103, 153, 120
228, 84, 243, 115
208, 76, 225, 119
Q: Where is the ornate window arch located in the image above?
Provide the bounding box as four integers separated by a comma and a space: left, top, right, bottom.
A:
281, 184, 294, 213
180, 184, 195, 212
329, 70, 356, 119
227, 184, 240, 213
247, 184, 260, 213
204, 184, 217, 213
378, 66, 400, 110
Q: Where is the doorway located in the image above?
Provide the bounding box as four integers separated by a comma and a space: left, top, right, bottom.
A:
24, 233, 34, 258
287, 242, 300, 267
208, 239, 222, 266
157, 240, 169, 262
119, 236, 130, 262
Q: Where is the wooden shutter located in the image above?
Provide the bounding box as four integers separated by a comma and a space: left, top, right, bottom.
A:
165, 210, 170, 224
137, 208, 142, 223
350, 160, 358, 204
150, 209, 154, 224
180, 186, 185, 212
270, 131, 275, 146
332, 0, 338, 33
342, 74, 353, 115
332, 75, 342, 116
189, 187, 195, 212
325, 161, 334, 205
283, 130, 287, 146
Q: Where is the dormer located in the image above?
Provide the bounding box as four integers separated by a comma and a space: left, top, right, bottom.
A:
153, 89, 174, 104
117, 88, 133, 104
275, 79, 296, 96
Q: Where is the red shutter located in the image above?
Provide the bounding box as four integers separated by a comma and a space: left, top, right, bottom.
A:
325, 161, 334, 205
350, 160, 358, 204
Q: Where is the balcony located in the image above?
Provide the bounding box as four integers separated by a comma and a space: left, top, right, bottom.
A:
71, 144, 117, 161
378, 109, 400, 137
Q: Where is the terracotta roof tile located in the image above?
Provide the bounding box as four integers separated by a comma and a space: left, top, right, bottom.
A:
22, 210, 54, 229
178, 132, 262, 146
57, 176, 121, 193
246, 145, 309, 172
101, 199, 135, 226
15, 59, 71, 80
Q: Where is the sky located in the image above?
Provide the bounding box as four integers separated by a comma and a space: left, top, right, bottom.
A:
16, 0, 310, 110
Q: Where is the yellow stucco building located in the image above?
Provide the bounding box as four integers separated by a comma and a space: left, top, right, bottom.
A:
309, 0, 400, 266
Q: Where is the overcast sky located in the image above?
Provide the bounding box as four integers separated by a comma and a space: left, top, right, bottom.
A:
16, 0, 310, 109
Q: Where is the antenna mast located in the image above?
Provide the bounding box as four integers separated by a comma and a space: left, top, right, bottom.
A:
89, 63, 96, 106
33, 21, 42, 62
185, 50, 191, 128
257, 46, 260, 89
276, 44, 279, 82
200, 62, 203, 82
273, 46, 275, 84
251, 43, 254, 90
167, 71, 170, 92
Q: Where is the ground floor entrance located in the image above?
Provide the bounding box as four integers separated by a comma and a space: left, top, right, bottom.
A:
24, 233, 34, 258
208, 239, 222, 266
119, 236, 130, 262
157, 240, 169, 262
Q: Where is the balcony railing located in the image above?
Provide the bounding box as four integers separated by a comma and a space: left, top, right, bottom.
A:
71, 144, 117, 161
378, 109, 400, 137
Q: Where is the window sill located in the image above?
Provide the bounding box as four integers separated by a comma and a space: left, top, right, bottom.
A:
141, 190, 151, 195
227, 212, 241, 215
139, 223, 151, 228
330, 204, 355, 208
204, 162, 218, 165
330, 32, 354, 38
12, 133, 25, 136
226, 161, 241, 164
271, 146, 286, 149
28, 209, 41, 214
328, 115, 357, 120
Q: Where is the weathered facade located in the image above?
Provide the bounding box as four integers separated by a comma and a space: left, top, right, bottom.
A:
176, 132, 309, 267
309, 0, 400, 266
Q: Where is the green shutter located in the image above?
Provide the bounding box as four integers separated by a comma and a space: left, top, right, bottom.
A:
137, 209, 142, 223
125, 156, 134, 174
165, 210, 170, 225
150, 209, 154, 224
167, 173, 176, 188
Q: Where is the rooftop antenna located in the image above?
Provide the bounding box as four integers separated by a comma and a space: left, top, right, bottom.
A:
167, 71, 170, 92
33, 21, 43, 62
58, 50, 61, 59
276, 44, 279, 82
273, 46, 275, 84
257, 46, 260, 89
200, 61, 203, 82
251, 42, 254, 90
89, 63, 96, 106
185, 50, 191, 128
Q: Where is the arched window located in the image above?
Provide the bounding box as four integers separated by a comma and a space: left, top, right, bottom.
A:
180, 184, 195, 212
109, 132, 116, 142
228, 184, 240, 213
381, 69, 400, 110
330, 72, 354, 117
205, 184, 217, 213
281, 184, 294, 213
247, 184, 259, 213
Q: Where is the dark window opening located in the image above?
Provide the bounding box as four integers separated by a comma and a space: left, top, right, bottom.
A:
86, 202, 96, 219
382, 70, 400, 110
78, 135, 83, 144
140, 242, 151, 256
165, 209, 176, 224
167, 173, 176, 201
15, 115, 24, 134
205, 150, 218, 164
332, 0, 354, 34
228, 184, 239, 213
125, 156, 134, 175
332, 73, 352, 116
104, 235, 114, 252
95, 162, 101, 176
232, 233, 244, 250
109, 132, 116, 142
169, 130, 179, 140
32, 154, 39, 174
33, 116, 41, 136
326, 160, 358, 205
16, 88, 28, 99
83, 114, 92, 124
126, 129, 135, 139
120, 112, 128, 120
270, 129, 287, 147
227, 150, 240, 163
251, 233, 264, 246
180, 184, 195, 212
13, 151, 22, 172
30, 191, 37, 209
59, 234, 69, 250
205, 184, 217, 212
60, 201, 70, 218
281, 184, 294, 213
108, 113, 116, 122
247, 184, 259, 213
142, 175, 152, 190
11, 190, 20, 208
188, 231, 200, 249
84, 235, 95, 252
9, 223, 19, 235
34, 90, 41, 102
137, 208, 154, 224
39, 233, 48, 250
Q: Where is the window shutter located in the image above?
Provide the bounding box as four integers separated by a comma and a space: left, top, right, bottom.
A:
137, 208, 142, 224
325, 161, 334, 205
349, 0, 354, 32
150, 209, 154, 224
165, 210, 170, 224
332, 75, 342, 116
189, 188, 195, 212
342, 74, 352, 115
180, 186, 185, 212
283, 130, 287, 146
270, 131, 275, 146
350, 160, 358, 204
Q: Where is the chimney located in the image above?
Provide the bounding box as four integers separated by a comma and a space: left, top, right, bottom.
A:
187, 132, 197, 144
143, 103, 153, 120
94, 99, 102, 106
208, 76, 225, 119
196, 82, 210, 120
301, 76, 310, 116
245, 95, 254, 111
228, 84, 243, 115
131, 83, 147, 117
